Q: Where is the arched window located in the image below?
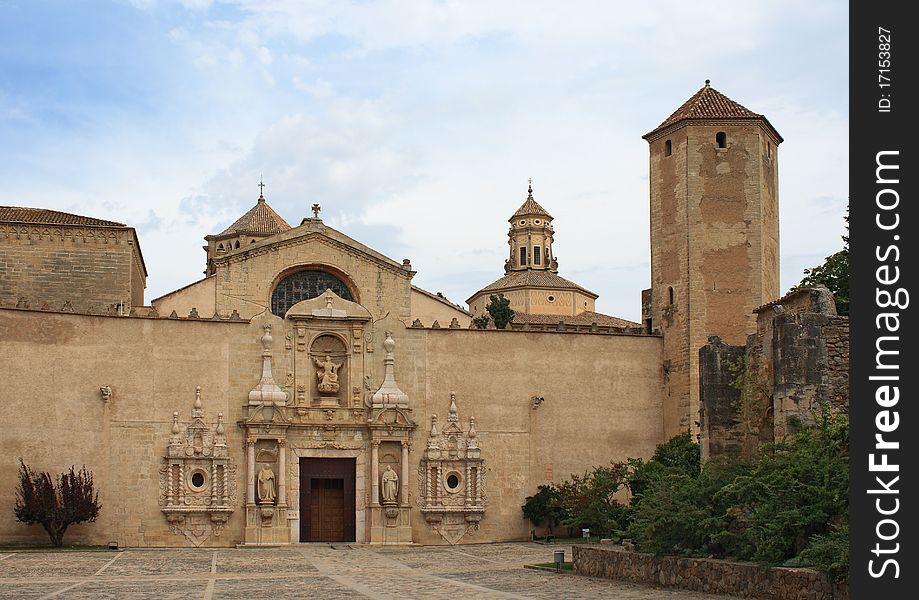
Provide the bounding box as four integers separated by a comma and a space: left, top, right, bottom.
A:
668, 286, 674, 305
716, 132, 727, 148
271, 270, 354, 317
664, 139, 672, 156
234, 240, 240, 249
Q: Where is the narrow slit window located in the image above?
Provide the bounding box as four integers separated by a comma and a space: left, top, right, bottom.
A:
533, 246, 541, 265
664, 139, 672, 156
520, 247, 527, 266
668, 286, 674, 305
716, 132, 727, 148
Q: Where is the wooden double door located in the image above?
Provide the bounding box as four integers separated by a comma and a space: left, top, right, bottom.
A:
299, 458, 356, 542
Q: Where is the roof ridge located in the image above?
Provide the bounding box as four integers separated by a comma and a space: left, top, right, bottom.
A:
0, 206, 126, 227
643, 81, 781, 141
213, 196, 292, 237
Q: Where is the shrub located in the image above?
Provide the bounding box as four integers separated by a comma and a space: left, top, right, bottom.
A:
557, 463, 631, 538
14, 460, 101, 547
521, 484, 567, 535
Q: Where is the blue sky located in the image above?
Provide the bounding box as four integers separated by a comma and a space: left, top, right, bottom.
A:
0, 1, 848, 321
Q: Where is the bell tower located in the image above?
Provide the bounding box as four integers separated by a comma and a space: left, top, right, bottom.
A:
506, 182, 556, 273
643, 81, 782, 439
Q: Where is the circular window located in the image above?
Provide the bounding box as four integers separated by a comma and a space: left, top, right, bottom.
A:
445, 471, 462, 493
547, 295, 555, 302
188, 469, 207, 492
520, 220, 526, 225
535, 219, 540, 224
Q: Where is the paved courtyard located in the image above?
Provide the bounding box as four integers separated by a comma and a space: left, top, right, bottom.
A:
0, 543, 742, 599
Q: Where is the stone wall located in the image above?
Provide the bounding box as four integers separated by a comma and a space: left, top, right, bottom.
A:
0, 305, 664, 547
573, 545, 848, 600
0, 224, 145, 313
699, 286, 849, 458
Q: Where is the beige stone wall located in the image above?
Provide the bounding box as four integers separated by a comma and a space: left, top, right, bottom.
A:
0, 225, 144, 313
409, 287, 470, 328
649, 123, 780, 439
0, 306, 663, 547
152, 276, 216, 318
412, 329, 663, 543
212, 226, 413, 321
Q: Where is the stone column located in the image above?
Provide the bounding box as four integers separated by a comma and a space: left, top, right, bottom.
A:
277, 439, 287, 508
246, 438, 256, 506
401, 441, 410, 506
371, 441, 380, 506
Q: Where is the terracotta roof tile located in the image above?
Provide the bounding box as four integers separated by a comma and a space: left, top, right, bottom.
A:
512, 311, 640, 328
0, 206, 126, 227
213, 196, 291, 238
510, 184, 552, 220
644, 82, 782, 142
470, 269, 597, 299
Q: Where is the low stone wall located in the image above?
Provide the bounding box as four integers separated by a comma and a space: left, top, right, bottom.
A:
572, 545, 848, 600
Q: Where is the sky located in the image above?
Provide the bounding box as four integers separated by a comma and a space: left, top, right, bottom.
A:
0, 1, 848, 322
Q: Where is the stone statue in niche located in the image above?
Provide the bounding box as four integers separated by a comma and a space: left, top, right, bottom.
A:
257, 464, 276, 504
314, 355, 342, 393
381, 465, 399, 504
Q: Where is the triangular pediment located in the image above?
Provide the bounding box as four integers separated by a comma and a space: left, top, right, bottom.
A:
218, 221, 413, 279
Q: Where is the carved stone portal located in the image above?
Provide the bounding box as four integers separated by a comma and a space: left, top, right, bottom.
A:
418, 392, 485, 545
159, 387, 236, 547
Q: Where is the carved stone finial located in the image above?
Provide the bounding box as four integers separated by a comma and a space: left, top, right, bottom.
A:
172, 412, 180, 435
431, 320, 441, 329
229, 309, 241, 321
194, 386, 203, 410
371, 331, 409, 408
449, 318, 461, 329
216, 413, 225, 435
411, 318, 423, 328
430, 414, 438, 438
448, 392, 458, 422
249, 324, 288, 406
100, 386, 112, 404
188, 307, 199, 319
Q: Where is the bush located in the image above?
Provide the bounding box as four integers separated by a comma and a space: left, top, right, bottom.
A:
557, 463, 631, 538
521, 484, 567, 535
14, 460, 101, 547
799, 522, 849, 582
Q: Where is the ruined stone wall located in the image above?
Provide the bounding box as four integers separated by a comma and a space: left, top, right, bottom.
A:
573, 545, 848, 600
0, 225, 145, 313
699, 287, 849, 458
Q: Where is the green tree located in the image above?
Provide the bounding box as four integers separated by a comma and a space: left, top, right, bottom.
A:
557, 463, 631, 538
485, 293, 515, 329
795, 208, 849, 315
471, 314, 490, 329
14, 460, 101, 547
521, 484, 567, 535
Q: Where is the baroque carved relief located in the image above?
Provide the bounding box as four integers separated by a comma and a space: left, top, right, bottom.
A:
159, 386, 236, 547
418, 392, 485, 545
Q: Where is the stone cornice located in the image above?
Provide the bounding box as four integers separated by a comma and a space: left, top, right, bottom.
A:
214, 232, 415, 279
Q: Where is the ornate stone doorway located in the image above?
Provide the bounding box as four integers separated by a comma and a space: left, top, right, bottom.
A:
299, 458, 356, 542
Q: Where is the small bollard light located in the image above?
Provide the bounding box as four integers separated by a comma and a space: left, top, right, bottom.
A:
108, 541, 118, 551
582, 528, 590, 539
553, 549, 565, 572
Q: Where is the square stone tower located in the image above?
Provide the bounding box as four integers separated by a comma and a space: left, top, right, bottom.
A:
643, 81, 782, 438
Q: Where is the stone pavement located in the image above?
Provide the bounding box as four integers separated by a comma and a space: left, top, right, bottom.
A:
0, 543, 743, 599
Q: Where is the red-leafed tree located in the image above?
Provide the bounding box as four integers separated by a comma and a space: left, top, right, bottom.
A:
14, 460, 101, 547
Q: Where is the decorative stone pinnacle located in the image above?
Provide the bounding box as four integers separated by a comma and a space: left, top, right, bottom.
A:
248, 325, 288, 406
194, 386, 202, 410
448, 392, 458, 422
172, 412, 180, 435
372, 331, 409, 408
527, 180, 533, 198
216, 413, 225, 435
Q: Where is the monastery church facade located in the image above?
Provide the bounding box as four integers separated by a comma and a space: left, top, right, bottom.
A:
0, 83, 780, 547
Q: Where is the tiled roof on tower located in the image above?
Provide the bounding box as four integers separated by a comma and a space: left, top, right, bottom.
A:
214, 194, 292, 238
510, 183, 552, 221
643, 80, 782, 142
